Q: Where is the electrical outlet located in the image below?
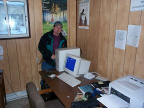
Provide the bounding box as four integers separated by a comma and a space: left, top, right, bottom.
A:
36, 58, 38, 62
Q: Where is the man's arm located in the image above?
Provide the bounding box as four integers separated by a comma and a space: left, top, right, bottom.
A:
38, 34, 52, 59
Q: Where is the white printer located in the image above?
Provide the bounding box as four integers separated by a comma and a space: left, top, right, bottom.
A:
108, 75, 144, 108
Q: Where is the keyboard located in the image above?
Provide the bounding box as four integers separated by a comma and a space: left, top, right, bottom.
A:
57, 72, 81, 87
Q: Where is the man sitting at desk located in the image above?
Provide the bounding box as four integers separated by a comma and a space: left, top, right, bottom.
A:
38, 21, 67, 89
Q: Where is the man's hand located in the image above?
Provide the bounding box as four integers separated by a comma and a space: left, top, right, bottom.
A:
51, 54, 55, 60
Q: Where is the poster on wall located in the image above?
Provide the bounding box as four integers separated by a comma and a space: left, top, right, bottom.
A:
78, 0, 90, 29
42, 0, 67, 39
130, 0, 144, 11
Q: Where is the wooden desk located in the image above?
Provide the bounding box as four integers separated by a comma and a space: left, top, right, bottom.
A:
0, 70, 6, 108
39, 70, 99, 108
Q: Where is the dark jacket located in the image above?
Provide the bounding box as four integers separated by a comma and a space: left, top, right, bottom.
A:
38, 30, 67, 66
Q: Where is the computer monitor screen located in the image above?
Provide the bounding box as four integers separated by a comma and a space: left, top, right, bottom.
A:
64, 54, 81, 77
65, 57, 76, 71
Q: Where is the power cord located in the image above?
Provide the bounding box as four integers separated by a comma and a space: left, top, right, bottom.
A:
89, 71, 108, 81
91, 72, 100, 76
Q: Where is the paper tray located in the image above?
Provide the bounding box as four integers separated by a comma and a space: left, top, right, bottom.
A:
97, 94, 129, 108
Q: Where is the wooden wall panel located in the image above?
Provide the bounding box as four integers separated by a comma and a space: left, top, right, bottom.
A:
123, 11, 141, 76
0, 41, 12, 93
34, 0, 43, 71
67, 0, 70, 47
92, 0, 100, 71
68, 0, 77, 47
79, 31, 88, 58
6, 40, 21, 92
34, 0, 43, 89
112, 0, 130, 80
98, 0, 111, 77
107, 0, 118, 81
28, 0, 39, 87
16, 39, 32, 90
134, 11, 144, 79
86, 0, 94, 70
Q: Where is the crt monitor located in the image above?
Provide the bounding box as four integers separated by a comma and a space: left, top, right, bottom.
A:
55, 47, 80, 72
63, 54, 91, 77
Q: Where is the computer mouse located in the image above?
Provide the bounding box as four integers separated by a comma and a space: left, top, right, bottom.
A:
49, 74, 56, 78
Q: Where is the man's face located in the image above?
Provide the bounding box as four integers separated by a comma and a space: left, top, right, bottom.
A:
53, 25, 62, 36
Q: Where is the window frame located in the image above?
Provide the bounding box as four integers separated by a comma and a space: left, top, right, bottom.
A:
0, 0, 30, 39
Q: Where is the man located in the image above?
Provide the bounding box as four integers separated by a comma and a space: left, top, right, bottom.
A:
38, 21, 67, 88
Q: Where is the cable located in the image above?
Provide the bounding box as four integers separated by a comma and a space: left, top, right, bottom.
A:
91, 72, 100, 76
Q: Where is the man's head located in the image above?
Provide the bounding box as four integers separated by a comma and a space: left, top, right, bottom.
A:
53, 21, 63, 36
53, 21, 63, 28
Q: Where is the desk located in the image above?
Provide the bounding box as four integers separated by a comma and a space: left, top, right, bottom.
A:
0, 70, 6, 108
39, 70, 99, 108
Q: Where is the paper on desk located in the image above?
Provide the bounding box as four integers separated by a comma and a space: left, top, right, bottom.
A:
97, 94, 129, 108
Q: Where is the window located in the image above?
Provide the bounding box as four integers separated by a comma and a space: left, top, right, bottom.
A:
0, 0, 30, 39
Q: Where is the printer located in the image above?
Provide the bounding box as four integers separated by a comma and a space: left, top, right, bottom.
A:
109, 75, 144, 108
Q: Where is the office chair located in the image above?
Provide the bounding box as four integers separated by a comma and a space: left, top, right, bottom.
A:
26, 82, 64, 108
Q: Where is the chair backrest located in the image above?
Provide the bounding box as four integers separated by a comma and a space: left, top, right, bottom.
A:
26, 82, 46, 108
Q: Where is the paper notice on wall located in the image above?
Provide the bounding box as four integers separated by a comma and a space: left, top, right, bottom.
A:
78, 0, 90, 29
126, 25, 141, 47
114, 30, 127, 50
0, 45, 3, 55
0, 56, 3, 60
130, 0, 144, 11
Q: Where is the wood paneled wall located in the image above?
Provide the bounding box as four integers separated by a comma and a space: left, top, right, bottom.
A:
0, 0, 42, 94
67, 0, 77, 47
0, 0, 76, 94
2, 0, 144, 94
77, 0, 144, 81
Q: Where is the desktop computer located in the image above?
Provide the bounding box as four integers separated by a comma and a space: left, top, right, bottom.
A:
57, 54, 91, 87
55, 47, 80, 72
63, 54, 91, 77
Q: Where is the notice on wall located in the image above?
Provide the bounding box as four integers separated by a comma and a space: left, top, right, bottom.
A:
130, 0, 144, 11
78, 0, 90, 29
0, 45, 3, 55
0, 56, 3, 60
0, 45, 3, 60
114, 30, 127, 50
126, 25, 141, 47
